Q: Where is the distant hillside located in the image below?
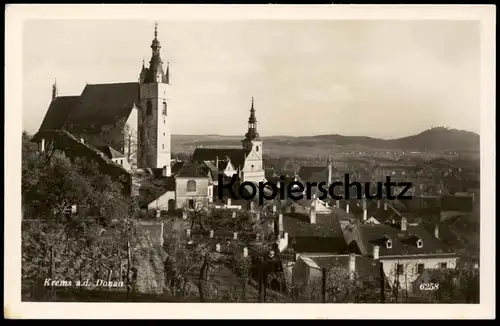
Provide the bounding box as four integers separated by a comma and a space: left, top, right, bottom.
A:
172, 127, 479, 154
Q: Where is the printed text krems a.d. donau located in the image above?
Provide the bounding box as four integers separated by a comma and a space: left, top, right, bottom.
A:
218, 174, 413, 205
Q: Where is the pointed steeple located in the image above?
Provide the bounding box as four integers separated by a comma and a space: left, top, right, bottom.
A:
245, 97, 260, 141
143, 22, 168, 84
52, 78, 58, 101
166, 61, 170, 84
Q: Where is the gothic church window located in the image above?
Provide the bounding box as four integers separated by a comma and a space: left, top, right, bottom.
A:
147, 101, 152, 115
162, 102, 167, 116
187, 180, 196, 192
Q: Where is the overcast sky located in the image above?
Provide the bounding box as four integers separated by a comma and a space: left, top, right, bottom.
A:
23, 19, 480, 138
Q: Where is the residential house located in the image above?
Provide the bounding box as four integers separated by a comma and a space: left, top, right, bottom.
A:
174, 160, 214, 210
341, 217, 458, 294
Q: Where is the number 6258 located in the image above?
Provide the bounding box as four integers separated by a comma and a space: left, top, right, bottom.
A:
419, 283, 439, 291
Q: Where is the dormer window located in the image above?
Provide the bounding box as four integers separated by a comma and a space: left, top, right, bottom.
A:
385, 239, 393, 249
417, 238, 423, 248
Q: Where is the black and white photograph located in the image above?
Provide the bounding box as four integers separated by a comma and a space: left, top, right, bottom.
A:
5, 4, 496, 319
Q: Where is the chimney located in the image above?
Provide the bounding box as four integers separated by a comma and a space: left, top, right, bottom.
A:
80, 138, 85, 144
336, 200, 340, 208
210, 229, 214, 238
434, 225, 439, 239
310, 206, 317, 224
216, 243, 221, 252
160, 222, 164, 246
363, 209, 367, 221
377, 200, 381, 210
162, 165, 171, 177
243, 247, 248, 258
327, 157, 333, 185
233, 232, 238, 240
400, 217, 407, 231
348, 254, 356, 280
40, 138, 45, 152
186, 228, 191, 238
227, 198, 232, 207
384, 202, 388, 211
278, 213, 284, 232
346, 203, 350, 213
373, 245, 380, 260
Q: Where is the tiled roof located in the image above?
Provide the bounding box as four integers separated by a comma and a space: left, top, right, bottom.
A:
283, 212, 347, 254
356, 223, 456, 258
171, 161, 185, 175
39, 96, 80, 130
138, 176, 176, 207
192, 148, 247, 170
175, 160, 211, 178
38, 83, 140, 152
98, 145, 125, 159
63, 82, 139, 134
30, 129, 131, 195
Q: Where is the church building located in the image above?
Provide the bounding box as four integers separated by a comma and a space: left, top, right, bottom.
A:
34, 23, 266, 212
192, 97, 266, 185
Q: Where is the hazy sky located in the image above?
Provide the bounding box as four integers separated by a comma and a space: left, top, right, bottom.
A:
23, 19, 480, 138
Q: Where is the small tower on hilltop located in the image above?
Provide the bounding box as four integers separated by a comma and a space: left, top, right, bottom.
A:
137, 22, 172, 175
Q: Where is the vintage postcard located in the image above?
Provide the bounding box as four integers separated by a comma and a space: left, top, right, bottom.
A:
5, 4, 496, 319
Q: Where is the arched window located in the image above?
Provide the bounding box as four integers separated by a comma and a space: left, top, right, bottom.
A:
162, 102, 167, 116
187, 180, 196, 192
146, 101, 152, 115
256, 146, 259, 152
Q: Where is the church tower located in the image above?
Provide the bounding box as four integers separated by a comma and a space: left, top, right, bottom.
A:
241, 97, 265, 183
137, 23, 172, 175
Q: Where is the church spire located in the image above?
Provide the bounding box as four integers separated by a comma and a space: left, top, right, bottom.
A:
143, 22, 168, 84
166, 61, 170, 84
52, 78, 58, 101
244, 97, 259, 141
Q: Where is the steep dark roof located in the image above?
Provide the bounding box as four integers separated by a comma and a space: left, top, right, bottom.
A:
283, 212, 347, 254
98, 146, 125, 159
39, 96, 80, 130
138, 176, 176, 207
30, 129, 132, 196
356, 223, 456, 258
63, 82, 139, 135
192, 148, 247, 170
175, 160, 211, 178
171, 161, 185, 175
